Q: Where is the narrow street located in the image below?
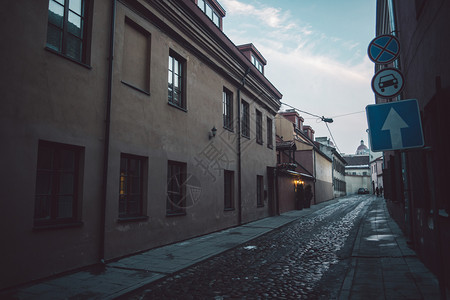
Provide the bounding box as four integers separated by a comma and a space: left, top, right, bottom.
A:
128, 195, 373, 299
7, 195, 441, 299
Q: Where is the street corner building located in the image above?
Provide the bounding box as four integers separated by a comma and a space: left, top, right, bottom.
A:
274, 111, 336, 214
0, 0, 282, 289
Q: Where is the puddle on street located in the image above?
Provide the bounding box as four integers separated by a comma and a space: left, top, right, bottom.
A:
365, 234, 396, 241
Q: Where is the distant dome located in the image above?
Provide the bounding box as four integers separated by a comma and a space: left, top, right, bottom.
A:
356, 140, 368, 155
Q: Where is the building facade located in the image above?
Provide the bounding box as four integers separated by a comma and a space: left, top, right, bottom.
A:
315, 137, 347, 198
370, 155, 383, 194
375, 0, 450, 291
343, 155, 371, 195
276, 111, 334, 206
0, 0, 282, 289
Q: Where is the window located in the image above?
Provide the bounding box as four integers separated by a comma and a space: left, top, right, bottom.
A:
119, 154, 145, 219
46, 0, 91, 63
34, 141, 82, 226
241, 100, 250, 138
167, 161, 187, 215
122, 19, 150, 93
256, 109, 263, 144
256, 175, 264, 207
267, 117, 273, 148
223, 88, 233, 131
251, 55, 263, 73
196, 0, 221, 27
168, 51, 186, 110
224, 170, 234, 210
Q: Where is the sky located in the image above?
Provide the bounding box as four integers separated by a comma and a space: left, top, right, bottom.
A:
219, 0, 377, 154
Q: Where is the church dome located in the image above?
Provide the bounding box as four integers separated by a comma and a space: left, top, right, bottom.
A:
356, 140, 368, 155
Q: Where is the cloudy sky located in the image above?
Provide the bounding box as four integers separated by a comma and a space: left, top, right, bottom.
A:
219, 0, 376, 154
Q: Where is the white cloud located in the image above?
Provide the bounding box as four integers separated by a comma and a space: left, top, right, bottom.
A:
221, 0, 303, 32
220, 0, 374, 153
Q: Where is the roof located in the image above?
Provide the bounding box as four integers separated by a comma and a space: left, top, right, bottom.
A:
179, 0, 282, 100
332, 148, 347, 165
237, 43, 267, 64
343, 155, 369, 166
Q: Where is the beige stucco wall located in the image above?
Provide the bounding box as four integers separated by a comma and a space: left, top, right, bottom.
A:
345, 174, 372, 194
103, 2, 278, 260
314, 153, 333, 203
275, 114, 294, 142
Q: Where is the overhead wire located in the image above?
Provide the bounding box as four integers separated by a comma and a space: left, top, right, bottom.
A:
280, 101, 343, 154
331, 111, 365, 118
280, 102, 321, 119
325, 122, 342, 154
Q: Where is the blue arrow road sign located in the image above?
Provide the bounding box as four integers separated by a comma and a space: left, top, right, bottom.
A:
368, 35, 400, 64
366, 99, 424, 152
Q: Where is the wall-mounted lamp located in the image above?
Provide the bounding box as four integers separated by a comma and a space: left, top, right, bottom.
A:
209, 126, 217, 140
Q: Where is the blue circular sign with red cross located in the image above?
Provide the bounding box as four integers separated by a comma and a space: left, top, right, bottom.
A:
368, 35, 400, 64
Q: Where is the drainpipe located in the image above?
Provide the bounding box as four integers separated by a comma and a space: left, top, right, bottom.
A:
100, 0, 116, 263
237, 67, 250, 225
313, 149, 317, 205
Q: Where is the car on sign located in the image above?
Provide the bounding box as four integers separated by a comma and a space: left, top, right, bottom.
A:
378, 74, 398, 92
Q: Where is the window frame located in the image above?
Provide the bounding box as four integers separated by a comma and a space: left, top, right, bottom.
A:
256, 109, 263, 145
241, 100, 250, 138
256, 175, 264, 207
118, 153, 147, 221
196, 0, 222, 28
224, 170, 234, 210
223, 88, 234, 131
267, 117, 273, 149
168, 50, 187, 111
34, 140, 83, 228
46, 0, 92, 65
251, 54, 263, 73
167, 160, 187, 216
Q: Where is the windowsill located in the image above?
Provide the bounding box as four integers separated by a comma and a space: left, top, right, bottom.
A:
117, 215, 149, 223
257, 204, 264, 208
166, 211, 186, 217
168, 102, 187, 112
223, 126, 234, 133
121, 81, 150, 95
33, 221, 83, 231
267, 144, 273, 149
256, 140, 263, 145
242, 134, 250, 139
224, 207, 235, 211
45, 47, 92, 69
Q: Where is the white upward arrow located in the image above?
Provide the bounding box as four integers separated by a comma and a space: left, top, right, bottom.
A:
381, 108, 409, 149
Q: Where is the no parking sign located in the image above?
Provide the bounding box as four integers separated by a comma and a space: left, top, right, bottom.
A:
368, 35, 400, 64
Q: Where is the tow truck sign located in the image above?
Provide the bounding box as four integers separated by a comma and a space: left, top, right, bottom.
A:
371, 67, 404, 98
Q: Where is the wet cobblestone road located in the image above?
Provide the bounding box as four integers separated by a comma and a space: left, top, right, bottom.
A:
127, 196, 373, 299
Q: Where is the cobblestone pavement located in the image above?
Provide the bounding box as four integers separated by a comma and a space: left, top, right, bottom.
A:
126, 196, 373, 299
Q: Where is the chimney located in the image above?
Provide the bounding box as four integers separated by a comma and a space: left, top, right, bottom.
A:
303, 125, 315, 141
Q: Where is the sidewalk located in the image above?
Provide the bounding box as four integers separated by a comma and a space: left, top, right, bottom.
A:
3, 196, 446, 299
4, 199, 339, 299
339, 197, 446, 299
